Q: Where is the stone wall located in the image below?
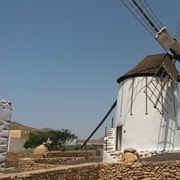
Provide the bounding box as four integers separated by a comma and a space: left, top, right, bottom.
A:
18, 158, 57, 172
6, 151, 34, 168
6, 150, 97, 166
7, 150, 96, 160
18, 157, 100, 172
45, 150, 96, 158
0, 163, 99, 180
99, 161, 180, 179
1, 160, 180, 179
6, 150, 100, 172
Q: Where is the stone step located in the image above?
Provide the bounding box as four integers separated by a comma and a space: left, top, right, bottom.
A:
106, 133, 113, 136
106, 129, 114, 134
105, 137, 114, 139
107, 129, 114, 133
104, 147, 114, 150
104, 147, 114, 151
104, 142, 113, 145
104, 140, 114, 143
105, 147, 115, 151
103, 143, 114, 146
104, 143, 114, 146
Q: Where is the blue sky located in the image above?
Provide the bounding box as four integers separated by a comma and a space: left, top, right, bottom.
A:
0, 0, 179, 139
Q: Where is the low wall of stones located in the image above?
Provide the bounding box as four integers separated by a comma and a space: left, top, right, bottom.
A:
6, 150, 100, 173
99, 161, 180, 179
45, 150, 96, 158
6, 150, 97, 166
1, 163, 99, 180
1, 160, 180, 179
35, 157, 87, 164
6, 150, 96, 160
18, 158, 57, 172
18, 157, 96, 172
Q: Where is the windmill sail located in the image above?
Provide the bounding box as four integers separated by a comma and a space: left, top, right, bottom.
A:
144, 57, 177, 117
174, 20, 180, 43
121, 0, 180, 61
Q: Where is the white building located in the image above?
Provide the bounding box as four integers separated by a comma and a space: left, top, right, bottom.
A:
104, 53, 180, 162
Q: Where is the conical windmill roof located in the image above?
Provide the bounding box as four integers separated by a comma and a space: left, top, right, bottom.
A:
117, 53, 179, 83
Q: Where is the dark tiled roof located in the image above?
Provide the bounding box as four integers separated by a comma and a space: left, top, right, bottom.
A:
117, 53, 179, 83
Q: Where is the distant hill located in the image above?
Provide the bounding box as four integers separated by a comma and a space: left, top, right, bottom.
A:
10, 121, 38, 132
10, 121, 54, 133
9, 121, 103, 143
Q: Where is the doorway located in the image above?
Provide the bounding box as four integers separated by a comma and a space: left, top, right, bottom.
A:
116, 126, 122, 151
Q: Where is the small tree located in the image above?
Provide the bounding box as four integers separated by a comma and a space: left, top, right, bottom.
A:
24, 129, 77, 150
57, 129, 77, 150
23, 131, 45, 149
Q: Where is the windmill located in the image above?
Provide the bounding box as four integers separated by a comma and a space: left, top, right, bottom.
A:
103, 1, 180, 162
80, 0, 180, 162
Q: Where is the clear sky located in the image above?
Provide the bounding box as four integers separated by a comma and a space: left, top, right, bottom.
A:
0, 0, 179, 139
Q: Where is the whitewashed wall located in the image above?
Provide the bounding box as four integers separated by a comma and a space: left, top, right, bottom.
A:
115, 76, 180, 152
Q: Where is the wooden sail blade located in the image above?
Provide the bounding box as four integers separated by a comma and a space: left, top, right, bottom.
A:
121, 0, 163, 37
121, 0, 180, 61
174, 20, 180, 43
156, 28, 180, 60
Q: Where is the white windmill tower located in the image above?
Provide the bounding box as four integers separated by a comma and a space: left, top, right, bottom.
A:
115, 0, 180, 154
103, 0, 180, 162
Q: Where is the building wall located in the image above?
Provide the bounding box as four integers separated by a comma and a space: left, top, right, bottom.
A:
8, 130, 29, 152
115, 76, 180, 152
9, 130, 29, 139
8, 138, 26, 152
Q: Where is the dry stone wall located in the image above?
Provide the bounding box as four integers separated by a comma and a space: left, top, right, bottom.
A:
7, 150, 96, 160
18, 157, 97, 172
45, 150, 96, 158
6, 150, 100, 173
99, 161, 180, 179
18, 158, 57, 172
1, 160, 180, 179
0, 163, 99, 180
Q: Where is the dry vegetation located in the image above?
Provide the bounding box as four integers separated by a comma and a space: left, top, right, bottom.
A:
10, 121, 38, 131
10, 121, 54, 132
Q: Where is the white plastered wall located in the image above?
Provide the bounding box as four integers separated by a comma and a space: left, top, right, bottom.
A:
115, 76, 180, 152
